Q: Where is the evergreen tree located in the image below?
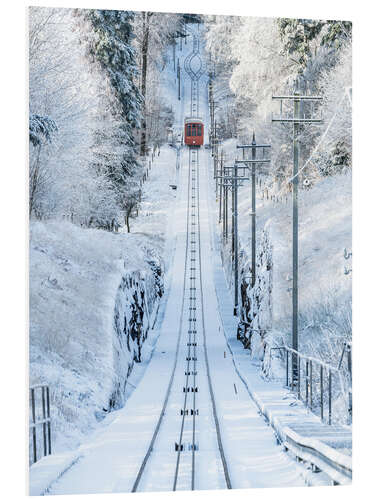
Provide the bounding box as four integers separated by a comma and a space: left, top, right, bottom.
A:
83, 9, 142, 184
278, 19, 352, 70
278, 19, 325, 68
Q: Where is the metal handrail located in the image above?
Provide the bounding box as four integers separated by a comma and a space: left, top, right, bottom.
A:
274, 345, 339, 372
270, 344, 352, 425
29, 385, 52, 464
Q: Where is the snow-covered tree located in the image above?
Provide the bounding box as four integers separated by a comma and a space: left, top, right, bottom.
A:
80, 9, 142, 178
29, 6, 113, 220
132, 11, 183, 155
204, 14, 352, 190
29, 7, 143, 229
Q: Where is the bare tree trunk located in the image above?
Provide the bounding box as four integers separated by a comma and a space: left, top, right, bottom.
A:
29, 144, 42, 216
125, 213, 130, 233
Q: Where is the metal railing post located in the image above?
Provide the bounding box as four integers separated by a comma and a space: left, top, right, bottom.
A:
47, 386, 52, 455
309, 360, 313, 410
305, 361, 309, 405
286, 350, 289, 387
347, 345, 352, 425
328, 370, 332, 425
297, 356, 301, 399
320, 365, 324, 422
219, 151, 223, 223
42, 386, 47, 456
31, 388, 37, 464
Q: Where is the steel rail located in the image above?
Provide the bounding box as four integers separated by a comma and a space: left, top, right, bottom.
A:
196, 149, 232, 490
131, 143, 192, 493
184, 25, 204, 117
174, 25, 205, 488
173, 147, 197, 490
190, 149, 198, 490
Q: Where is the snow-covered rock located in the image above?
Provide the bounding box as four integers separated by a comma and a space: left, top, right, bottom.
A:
29, 220, 165, 457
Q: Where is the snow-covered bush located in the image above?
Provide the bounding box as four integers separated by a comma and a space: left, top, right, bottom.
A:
237, 227, 273, 360
315, 43, 352, 176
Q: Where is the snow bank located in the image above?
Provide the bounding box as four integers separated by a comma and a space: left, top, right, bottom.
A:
29, 220, 165, 457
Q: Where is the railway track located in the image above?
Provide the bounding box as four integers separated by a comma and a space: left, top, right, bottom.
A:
184, 24, 205, 117
131, 24, 231, 493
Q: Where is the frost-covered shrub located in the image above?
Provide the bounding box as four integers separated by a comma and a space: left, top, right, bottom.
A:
238, 227, 273, 359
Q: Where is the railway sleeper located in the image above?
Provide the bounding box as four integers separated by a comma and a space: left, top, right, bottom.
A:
187, 342, 197, 346
311, 463, 322, 473
185, 371, 197, 376
186, 356, 197, 361
183, 387, 198, 392
179, 409, 199, 416
174, 443, 199, 452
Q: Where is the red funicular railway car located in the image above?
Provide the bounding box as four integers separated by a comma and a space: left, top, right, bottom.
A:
184, 117, 204, 147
